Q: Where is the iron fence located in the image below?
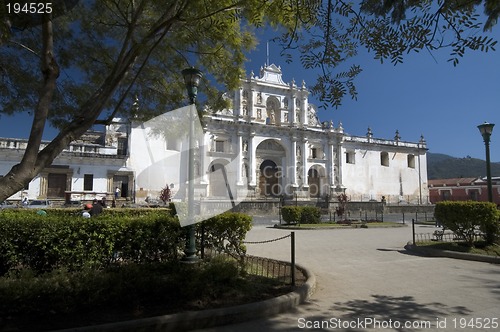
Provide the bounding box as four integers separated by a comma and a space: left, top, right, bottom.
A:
201, 232, 300, 286
319, 210, 435, 224
415, 231, 485, 243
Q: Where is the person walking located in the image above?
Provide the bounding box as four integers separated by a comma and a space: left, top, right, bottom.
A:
114, 187, 120, 199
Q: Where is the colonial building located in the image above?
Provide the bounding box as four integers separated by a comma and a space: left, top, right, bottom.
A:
0, 64, 429, 205
429, 177, 500, 204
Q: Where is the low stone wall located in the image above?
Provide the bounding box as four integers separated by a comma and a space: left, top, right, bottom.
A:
199, 199, 435, 217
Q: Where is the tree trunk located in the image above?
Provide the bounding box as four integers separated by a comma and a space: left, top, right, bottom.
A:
0, 13, 59, 201
0, 4, 186, 202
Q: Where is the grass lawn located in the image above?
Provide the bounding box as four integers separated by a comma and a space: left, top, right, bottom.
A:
416, 241, 500, 257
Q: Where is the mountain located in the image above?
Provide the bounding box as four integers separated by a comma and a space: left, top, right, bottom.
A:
427, 153, 500, 180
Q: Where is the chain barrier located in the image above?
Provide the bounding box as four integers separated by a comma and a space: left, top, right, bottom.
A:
243, 233, 291, 244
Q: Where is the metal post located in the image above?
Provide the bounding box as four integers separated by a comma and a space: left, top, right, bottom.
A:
181, 67, 202, 263
291, 231, 295, 287
412, 218, 416, 246
485, 138, 493, 202
184, 104, 198, 262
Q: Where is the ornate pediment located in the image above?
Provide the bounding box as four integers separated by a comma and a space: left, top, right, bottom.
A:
256, 64, 286, 85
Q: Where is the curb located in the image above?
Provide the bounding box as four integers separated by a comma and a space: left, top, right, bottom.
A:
404, 243, 500, 264
275, 223, 406, 230
56, 264, 316, 332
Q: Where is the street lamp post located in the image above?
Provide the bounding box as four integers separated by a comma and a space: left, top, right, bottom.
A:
182, 67, 203, 262
477, 122, 495, 203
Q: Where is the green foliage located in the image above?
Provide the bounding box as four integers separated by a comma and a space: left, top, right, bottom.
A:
0, 209, 252, 275
281, 206, 321, 224
281, 206, 302, 224
300, 206, 321, 224
0, 259, 244, 326
200, 212, 252, 260
434, 201, 499, 246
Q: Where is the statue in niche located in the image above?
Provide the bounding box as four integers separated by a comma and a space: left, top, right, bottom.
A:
210, 135, 215, 152
269, 110, 275, 124
295, 111, 300, 123
284, 112, 288, 122
242, 90, 248, 100
242, 140, 248, 151
242, 164, 248, 178
296, 145, 301, 157
257, 92, 262, 104
257, 109, 262, 119
284, 97, 288, 107
296, 99, 300, 107
242, 104, 248, 116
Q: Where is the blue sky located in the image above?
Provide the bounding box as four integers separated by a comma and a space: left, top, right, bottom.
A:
1, 20, 499, 163
247, 26, 500, 163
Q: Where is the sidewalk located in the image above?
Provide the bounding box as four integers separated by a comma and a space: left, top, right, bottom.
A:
197, 220, 500, 331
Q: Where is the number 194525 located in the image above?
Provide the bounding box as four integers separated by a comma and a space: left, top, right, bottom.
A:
7, 2, 53, 14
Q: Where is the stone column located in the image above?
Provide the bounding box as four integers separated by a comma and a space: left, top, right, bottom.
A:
291, 137, 298, 186
327, 140, 334, 187
236, 133, 243, 185
248, 134, 256, 186
301, 139, 307, 187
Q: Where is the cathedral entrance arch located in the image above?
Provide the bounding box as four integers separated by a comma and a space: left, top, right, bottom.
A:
256, 139, 286, 197
308, 165, 326, 198
259, 160, 280, 196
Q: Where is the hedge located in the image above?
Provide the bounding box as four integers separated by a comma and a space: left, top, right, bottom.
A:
434, 201, 500, 246
0, 209, 252, 275
281, 206, 321, 224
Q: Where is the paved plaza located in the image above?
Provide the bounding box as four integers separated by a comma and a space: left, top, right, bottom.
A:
198, 217, 500, 331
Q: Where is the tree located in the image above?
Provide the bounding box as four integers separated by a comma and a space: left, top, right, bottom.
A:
274, 0, 499, 108
0, 0, 498, 201
0, 0, 314, 201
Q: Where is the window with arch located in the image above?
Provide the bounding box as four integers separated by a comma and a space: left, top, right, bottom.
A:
381, 152, 389, 166
407, 154, 415, 168
346, 151, 355, 164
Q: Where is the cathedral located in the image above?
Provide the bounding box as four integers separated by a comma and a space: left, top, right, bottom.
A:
0, 64, 429, 206
130, 64, 429, 205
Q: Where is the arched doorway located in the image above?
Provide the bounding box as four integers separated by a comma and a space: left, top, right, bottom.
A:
256, 139, 286, 197
308, 165, 326, 198
259, 160, 280, 196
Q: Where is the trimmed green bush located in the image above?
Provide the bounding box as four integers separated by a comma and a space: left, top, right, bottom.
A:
0, 209, 252, 275
281, 206, 301, 224
300, 206, 321, 224
434, 201, 499, 246
281, 206, 321, 224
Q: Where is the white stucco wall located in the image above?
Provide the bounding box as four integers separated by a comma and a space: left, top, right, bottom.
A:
340, 141, 428, 203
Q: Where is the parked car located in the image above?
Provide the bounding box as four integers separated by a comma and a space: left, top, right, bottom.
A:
26, 200, 52, 209
0, 201, 17, 209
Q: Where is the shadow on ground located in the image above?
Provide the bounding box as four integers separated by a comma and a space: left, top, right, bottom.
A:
276, 295, 472, 332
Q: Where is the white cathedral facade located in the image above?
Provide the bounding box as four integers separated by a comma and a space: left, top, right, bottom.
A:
0, 64, 429, 205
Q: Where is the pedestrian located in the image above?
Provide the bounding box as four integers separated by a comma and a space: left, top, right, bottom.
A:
89, 199, 103, 217
101, 197, 107, 208
114, 187, 120, 199
82, 203, 92, 218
